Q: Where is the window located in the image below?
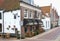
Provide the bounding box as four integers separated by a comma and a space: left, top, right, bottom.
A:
37, 12, 39, 17
29, 11, 32, 18
48, 21, 49, 27
0, 24, 2, 32
0, 13, 2, 19
46, 21, 47, 28
34, 11, 37, 18
35, 11, 40, 18
37, 12, 40, 18
14, 14, 16, 19
24, 9, 28, 18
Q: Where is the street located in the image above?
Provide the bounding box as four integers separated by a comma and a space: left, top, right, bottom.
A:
0, 27, 60, 41
20, 27, 60, 41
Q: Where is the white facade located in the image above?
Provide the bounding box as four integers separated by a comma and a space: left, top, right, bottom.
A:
0, 10, 21, 34
0, 10, 4, 33
42, 17, 51, 30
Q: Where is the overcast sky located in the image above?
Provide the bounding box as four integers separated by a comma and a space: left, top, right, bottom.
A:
34, 0, 60, 16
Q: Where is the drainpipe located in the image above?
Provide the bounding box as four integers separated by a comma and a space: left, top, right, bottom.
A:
3, 10, 4, 38
20, 10, 21, 39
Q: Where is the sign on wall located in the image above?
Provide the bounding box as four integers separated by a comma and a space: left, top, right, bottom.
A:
20, 21, 23, 26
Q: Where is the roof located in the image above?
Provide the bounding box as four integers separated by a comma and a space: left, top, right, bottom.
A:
0, 0, 20, 11
40, 6, 51, 16
20, 0, 40, 9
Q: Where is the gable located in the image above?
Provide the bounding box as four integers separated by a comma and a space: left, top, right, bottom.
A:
40, 6, 51, 16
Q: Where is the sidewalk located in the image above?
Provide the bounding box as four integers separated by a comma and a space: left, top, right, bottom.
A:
0, 36, 20, 40
25, 27, 60, 41
30, 27, 59, 39
20, 39, 54, 41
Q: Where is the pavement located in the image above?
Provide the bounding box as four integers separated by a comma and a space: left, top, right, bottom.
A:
20, 39, 54, 41
1, 27, 60, 41
32, 27, 60, 39
21, 27, 60, 41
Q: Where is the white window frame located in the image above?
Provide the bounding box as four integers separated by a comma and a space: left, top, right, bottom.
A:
48, 21, 49, 27
0, 12, 2, 19
13, 13, 18, 19
46, 21, 47, 28
24, 9, 28, 18
37, 12, 41, 19
34, 11, 39, 19
29, 11, 33, 19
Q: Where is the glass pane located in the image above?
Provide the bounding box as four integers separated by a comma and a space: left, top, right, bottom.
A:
0, 13, 2, 19
0, 24, 2, 32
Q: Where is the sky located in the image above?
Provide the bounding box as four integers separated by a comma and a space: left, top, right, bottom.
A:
34, 0, 60, 16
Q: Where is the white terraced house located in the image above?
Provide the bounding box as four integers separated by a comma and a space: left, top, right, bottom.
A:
0, 10, 21, 34
0, 0, 21, 36
40, 6, 51, 30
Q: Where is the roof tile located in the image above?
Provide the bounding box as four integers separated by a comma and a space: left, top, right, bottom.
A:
0, 0, 20, 11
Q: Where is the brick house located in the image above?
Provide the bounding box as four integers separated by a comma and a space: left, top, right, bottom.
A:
58, 16, 60, 26
50, 8, 59, 28
20, 0, 43, 38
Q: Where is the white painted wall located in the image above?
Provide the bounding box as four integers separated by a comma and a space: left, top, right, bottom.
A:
0, 10, 4, 33
42, 17, 51, 30
4, 10, 21, 34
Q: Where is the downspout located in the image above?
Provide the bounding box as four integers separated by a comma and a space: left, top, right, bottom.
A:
50, 4, 52, 29
3, 10, 5, 38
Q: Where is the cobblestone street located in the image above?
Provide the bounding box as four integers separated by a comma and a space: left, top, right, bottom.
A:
21, 27, 60, 41
20, 39, 54, 41
0, 27, 60, 41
